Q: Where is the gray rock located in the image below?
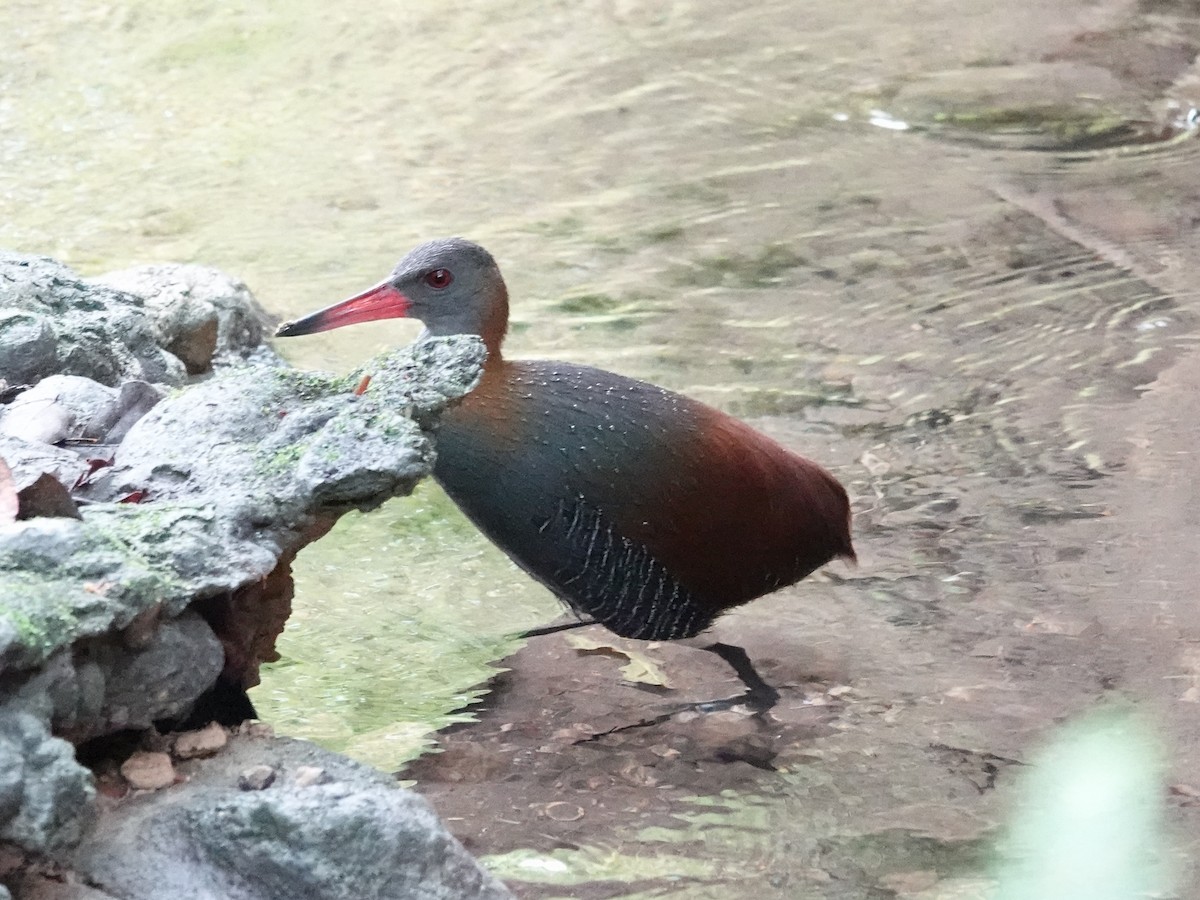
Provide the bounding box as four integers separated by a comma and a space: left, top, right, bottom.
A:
0, 515, 181, 672
70, 734, 512, 900
0, 311, 57, 386
0, 394, 70, 445
91, 264, 277, 371
83, 611, 225, 736
151, 293, 218, 375
5, 875, 116, 899
236, 765, 276, 791
0, 376, 156, 446
0, 251, 496, 891
0, 611, 222, 781
1, 337, 483, 669
0, 254, 186, 387
0, 436, 89, 494
0, 336, 485, 852
0, 710, 94, 852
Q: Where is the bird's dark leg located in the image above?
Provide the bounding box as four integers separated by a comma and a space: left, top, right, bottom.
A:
518, 616, 599, 638
571, 642, 783, 745
521, 622, 782, 713
700, 642, 781, 712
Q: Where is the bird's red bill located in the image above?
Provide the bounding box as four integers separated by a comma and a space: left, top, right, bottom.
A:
275, 282, 411, 337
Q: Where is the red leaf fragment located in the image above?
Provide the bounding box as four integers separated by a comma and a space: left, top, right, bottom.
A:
353, 375, 372, 396
117, 489, 148, 504
73, 457, 114, 490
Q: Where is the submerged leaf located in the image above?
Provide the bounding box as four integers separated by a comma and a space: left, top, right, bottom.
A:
564, 634, 673, 688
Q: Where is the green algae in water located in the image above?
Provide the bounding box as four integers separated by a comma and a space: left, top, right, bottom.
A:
557, 293, 620, 315
640, 224, 685, 244
254, 482, 561, 769
672, 244, 808, 288
482, 845, 720, 889
929, 106, 1143, 152
483, 791, 796, 894
153, 19, 291, 71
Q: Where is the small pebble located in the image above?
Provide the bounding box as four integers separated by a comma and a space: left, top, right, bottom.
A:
293, 766, 327, 788
120, 751, 176, 791
173, 721, 228, 760
543, 801, 585, 822
239, 722, 274, 739
238, 765, 277, 791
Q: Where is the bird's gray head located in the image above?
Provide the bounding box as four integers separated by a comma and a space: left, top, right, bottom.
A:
275, 237, 510, 353
386, 237, 508, 340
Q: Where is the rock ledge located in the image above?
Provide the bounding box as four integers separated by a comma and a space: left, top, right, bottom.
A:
0, 251, 506, 898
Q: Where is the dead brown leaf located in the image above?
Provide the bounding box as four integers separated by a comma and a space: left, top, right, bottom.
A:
564, 634, 673, 688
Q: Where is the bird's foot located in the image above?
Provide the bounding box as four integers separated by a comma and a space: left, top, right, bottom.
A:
700, 642, 781, 713
694, 690, 776, 715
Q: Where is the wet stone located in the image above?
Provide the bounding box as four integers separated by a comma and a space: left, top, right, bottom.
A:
293, 766, 327, 788
0, 375, 129, 445
92, 263, 276, 369
0, 310, 57, 386
173, 722, 228, 760
238, 765, 277, 791
120, 752, 175, 792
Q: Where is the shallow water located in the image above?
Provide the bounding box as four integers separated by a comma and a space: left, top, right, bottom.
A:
4, 0, 1200, 895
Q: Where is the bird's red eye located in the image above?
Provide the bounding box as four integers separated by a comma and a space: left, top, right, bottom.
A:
425, 268, 453, 289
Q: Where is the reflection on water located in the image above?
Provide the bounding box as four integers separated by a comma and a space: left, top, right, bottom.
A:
4, 0, 1200, 894
257, 483, 559, 765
